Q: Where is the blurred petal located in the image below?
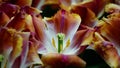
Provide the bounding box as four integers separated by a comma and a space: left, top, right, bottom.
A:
0, 11, 10, 27
41, 53, 86, 68
97, 9, 120, 55
105, 3, 120, 14
0, 28, 31, 68
71, 6, 97, 27
16, 0, 32, 6
0, 3, 19, 18
0, 28, 23, 68
25, 42, 43, 67
7, 11, 35, 32
20, 6, 41, 15
92, 32, 120, 68
71, 0, 111, 17
32, 14, 45, 41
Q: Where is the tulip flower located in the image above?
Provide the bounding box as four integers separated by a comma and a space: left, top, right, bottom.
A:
32, 9, 95, 68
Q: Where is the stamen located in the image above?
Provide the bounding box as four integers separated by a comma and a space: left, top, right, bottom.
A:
66, 38, 71, 48
52, 38, 56, 48
57, 33, 65, 53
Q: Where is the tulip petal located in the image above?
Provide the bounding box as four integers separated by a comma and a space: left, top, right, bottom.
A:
0, 28, 23, 68
71, 0, 111, 16
32, 15, 55, 53
0, 28, 31, 68
25, 42, 43, 67
71, 6, 97, 27
45, 9, 81, 44
41, 53, 86, 68
20, 6, 41, 15
97, 6, 120, 55
16, 0, 32, 6
92, 32, 120, 68
63, 26, 94, 55
0, 11, 10, 27
7, 11, 35, 32
0, 3, 19, 18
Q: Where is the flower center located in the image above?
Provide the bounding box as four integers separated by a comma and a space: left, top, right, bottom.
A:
57, 33, 65, 53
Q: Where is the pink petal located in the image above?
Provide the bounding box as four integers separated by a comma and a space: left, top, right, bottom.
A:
32, 14, 45, 41
41, 53, 86, 68
45, 9, 81, 40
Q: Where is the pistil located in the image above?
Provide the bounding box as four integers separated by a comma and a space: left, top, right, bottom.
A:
57, 33, 65, 53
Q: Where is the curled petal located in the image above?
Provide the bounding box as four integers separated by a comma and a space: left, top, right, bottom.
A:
105, 3, 120, 14
97, 11, 120, 53
41, 53, 86, 68
0, 11, 10, 27
92, 32, 120, 68
7, 11, 35, 32
0, 3, 19, 18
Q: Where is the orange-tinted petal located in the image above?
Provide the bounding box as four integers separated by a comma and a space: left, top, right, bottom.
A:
98, 11, 120, 48
92, 32, 120, 68
0, 28, 22, 68
0, 11, 10, 27
0, 3, 19, 18
71, 6, 97, 27
71, 0, 111, 16
25, 42, 43, 67
16, 0, 32, 6
20, 6, 41, 15
41, 53, 86, 68
7, 11, 35, 32
32, 14, 45, 41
